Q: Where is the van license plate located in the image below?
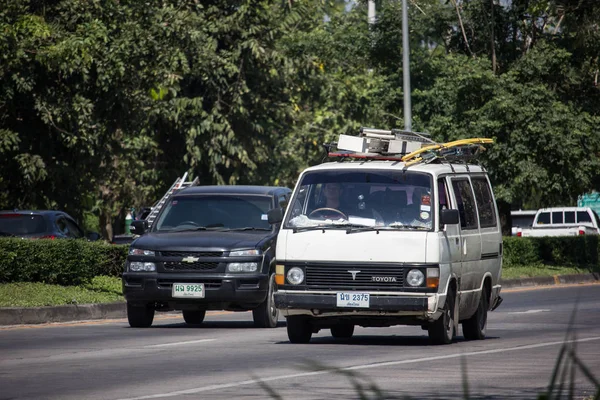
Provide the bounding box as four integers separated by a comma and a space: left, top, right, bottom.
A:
336, 292, 370, 308
172, 283, 205, 298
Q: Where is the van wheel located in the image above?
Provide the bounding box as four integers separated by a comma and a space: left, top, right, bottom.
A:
253, 273, 279, 328
183, 310, 206, 325
331, 324, 354, 339
127, 302, 155, 328
428, 288, 457, 345
286, 316, 312, 343
462, 290, 488, 340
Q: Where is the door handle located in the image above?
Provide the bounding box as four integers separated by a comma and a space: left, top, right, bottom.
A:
455, 237, 459, 245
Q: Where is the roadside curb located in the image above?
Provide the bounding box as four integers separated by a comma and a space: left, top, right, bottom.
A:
1, 274, 599, 326
500, 273, 599, 289
0, 302, 126, 326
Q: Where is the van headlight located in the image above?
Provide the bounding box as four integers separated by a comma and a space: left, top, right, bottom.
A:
406, 269, 425, 287
286, 267, 305, 285
129, 262, 156, 272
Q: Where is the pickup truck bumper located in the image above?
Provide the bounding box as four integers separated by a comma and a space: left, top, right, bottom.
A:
123, 272, 269, 310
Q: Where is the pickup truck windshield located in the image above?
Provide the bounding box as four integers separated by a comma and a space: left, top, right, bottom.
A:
285, 170, 433, 230
153, 195, 273, 232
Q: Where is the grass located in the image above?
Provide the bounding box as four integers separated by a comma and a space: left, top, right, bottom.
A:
502, 264, 597, 280
0, 276, 123, 307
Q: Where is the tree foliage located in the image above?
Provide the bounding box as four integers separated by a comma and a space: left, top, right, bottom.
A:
1, 0, 598, 238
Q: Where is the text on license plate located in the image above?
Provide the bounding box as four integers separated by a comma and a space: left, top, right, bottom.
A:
172, 283, 205, 298
336, 292, 370, 308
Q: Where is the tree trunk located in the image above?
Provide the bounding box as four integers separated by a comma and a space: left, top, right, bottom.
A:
99, 209, 114, 243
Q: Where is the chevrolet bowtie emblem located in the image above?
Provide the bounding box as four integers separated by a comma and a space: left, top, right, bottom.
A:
348, 270, 361, 280
182, 256, 199, 263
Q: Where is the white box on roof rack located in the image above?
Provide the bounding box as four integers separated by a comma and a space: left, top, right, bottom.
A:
337, 134, 367, 153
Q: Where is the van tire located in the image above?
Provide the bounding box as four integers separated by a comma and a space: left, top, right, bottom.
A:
428, 288, 457, 345
331, 324, 354, 338
127, 302, 155, 328
253, 273, 279, 328
286, 316, 312, 343
183, 310, 206, 325
462, 290, 488, 340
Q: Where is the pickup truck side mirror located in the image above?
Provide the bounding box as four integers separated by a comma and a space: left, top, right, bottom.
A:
267, 208, 284, 225
130, 220, 148, 235
440, 209, 460, 225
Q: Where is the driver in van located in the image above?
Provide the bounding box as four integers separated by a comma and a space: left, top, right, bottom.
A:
312, 183, 384, 225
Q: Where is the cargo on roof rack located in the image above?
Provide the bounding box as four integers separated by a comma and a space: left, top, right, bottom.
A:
328, 127, 493, 168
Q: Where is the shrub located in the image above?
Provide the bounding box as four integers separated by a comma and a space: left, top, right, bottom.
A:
503, 235, 599, 270
0, 238, 128, 286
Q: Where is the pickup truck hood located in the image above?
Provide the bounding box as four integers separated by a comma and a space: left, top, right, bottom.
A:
131, 230, 274, 252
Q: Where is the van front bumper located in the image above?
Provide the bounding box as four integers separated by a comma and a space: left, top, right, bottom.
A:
274, 291, 431, 314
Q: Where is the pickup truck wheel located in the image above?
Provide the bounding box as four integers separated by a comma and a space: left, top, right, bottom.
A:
331, 324, 354, 339
286, 316, 312, 343
428, 288, 457, 345
462, 290, 488, 340
183, 310, 206, 325
253, 273, 279, 328
127, 302, 155, 328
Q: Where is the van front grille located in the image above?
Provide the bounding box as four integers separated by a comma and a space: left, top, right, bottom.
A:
303, 264, 405, 290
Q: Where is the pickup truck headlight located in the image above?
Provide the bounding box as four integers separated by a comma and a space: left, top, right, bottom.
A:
227, 262, 258, 272
129, 262, 156, 272
229, 249, 261, 256
129, 248, 155, 256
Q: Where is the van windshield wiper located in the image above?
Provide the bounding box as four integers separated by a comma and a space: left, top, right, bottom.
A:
388, 223, 430, 231
345, 225, 383, 234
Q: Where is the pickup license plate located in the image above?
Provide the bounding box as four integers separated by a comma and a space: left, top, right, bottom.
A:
336, 292, 370, 308
172, 283, 205, 298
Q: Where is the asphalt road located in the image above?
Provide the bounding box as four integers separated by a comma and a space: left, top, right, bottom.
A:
1, 284, 599, 400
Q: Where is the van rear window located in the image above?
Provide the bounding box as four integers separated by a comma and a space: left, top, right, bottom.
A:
0, 214, 47, 235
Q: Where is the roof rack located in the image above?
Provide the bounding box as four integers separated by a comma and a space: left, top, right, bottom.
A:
328, 127, 493, 168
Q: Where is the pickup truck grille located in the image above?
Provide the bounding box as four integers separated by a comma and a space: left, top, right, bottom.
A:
304, 264, 405, 290
163, 261, 219, 271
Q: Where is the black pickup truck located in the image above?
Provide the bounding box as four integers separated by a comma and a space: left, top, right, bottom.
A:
122, 185, 291, 328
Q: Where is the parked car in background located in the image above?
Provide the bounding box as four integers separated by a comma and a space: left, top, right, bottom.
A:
516, 207, 600, 237
122, 185, 292, 328
0, 210, 102, 241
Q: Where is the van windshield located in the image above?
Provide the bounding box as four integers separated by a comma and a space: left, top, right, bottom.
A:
285, 170, 433, 230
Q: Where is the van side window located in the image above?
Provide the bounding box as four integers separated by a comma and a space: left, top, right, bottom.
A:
537, 212, 550, 224
577, 211, 592, 223
565, 212, 575, 223
437, 178, 451, 229
552, 211, 563, 224
471, 177, 497, 228
451, 179, 478, 230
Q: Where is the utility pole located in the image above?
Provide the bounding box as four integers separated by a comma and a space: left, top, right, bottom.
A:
368, 1, 376, 25
402, 0, 412, 132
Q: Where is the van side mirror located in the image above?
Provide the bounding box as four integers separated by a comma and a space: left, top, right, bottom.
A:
267, 208, 284, 225
440, 209, 460, 225
130, 220, 148, 235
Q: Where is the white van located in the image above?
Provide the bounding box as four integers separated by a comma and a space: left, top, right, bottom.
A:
268, 129, 503, 344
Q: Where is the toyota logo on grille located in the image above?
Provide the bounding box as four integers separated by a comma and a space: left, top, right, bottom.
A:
347, 270, 361, 280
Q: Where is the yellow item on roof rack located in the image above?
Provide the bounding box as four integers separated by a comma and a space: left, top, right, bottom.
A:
401, 138, 494, 162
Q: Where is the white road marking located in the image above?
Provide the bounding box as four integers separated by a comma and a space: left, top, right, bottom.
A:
144, 339, 216, 348
115, 336, 600, 400
507, 309, 551, 315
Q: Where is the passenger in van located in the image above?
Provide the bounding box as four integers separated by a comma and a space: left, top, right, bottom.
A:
401, 189, 432, 228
